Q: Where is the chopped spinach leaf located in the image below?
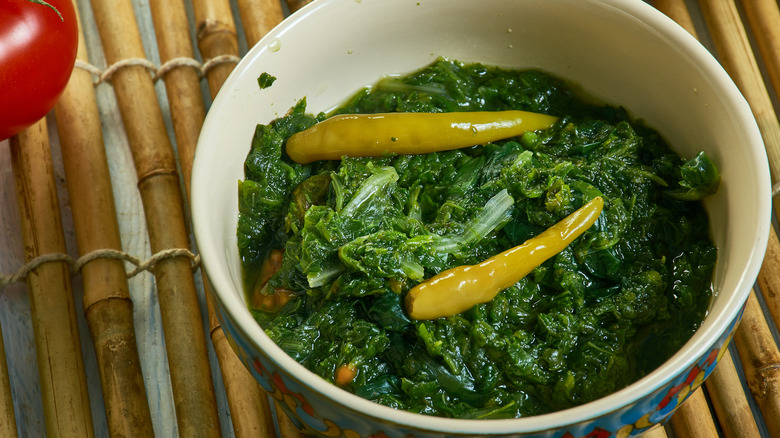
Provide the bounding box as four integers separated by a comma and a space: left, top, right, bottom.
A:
238, 59, 718, 418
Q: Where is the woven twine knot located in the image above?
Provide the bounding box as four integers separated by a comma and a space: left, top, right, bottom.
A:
0, 248, 200, 290
75, 54, 242, 85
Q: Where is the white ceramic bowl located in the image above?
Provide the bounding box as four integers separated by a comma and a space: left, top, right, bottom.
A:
192, 0, 771, 436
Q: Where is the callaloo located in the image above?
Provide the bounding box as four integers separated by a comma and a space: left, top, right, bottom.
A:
237, 58, 719, 418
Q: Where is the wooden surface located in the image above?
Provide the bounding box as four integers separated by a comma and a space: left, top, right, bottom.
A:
0, 0, 778, 437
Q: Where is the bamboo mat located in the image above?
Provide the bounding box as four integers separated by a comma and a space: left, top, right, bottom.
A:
0, 0, 778, 437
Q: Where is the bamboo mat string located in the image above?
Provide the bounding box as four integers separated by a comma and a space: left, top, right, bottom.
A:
72, 55, 241, 86
0, 248, 200, 289
52, 2, 155, 434
650, 1, 763, 436
694, 1, 780, 436
85, 0, 223, 435
9, 119, 95, 437
148, 0, 277, 436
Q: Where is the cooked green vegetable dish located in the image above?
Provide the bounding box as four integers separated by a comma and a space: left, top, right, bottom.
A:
237, 59, 719, 418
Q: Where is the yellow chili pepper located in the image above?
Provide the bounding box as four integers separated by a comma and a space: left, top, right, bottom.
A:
285, 110, 559, 164
405, 196, 604, 320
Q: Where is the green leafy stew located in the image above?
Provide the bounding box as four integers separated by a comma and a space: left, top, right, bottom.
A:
237, 59, 719, 418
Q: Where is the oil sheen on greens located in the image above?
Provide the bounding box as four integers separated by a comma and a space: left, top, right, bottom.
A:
237, 59, 719, 419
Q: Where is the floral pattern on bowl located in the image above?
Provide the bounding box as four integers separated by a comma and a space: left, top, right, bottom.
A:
216, 294, 743, 438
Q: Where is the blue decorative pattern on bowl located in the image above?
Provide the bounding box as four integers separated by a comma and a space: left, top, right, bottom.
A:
215, 291, 744, 438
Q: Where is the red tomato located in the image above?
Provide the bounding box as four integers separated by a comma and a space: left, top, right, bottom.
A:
0, 0, 78, 141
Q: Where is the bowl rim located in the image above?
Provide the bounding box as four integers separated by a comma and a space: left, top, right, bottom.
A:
193, 0, 772, 434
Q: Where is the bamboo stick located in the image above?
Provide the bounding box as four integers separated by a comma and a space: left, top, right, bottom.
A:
697, 0, 780, 192
192, 0, 240, 100
53, 3, 155, 436
86, 0, 222, 436
209, 323, 275, 438
148, 1, 276, 437
275, 402, 307, 438
689, 1, 780, 435
147, 0, 206, 205
732, 291, 780, 437
0, 322, 18, 438
705, 349, 762, 438
648, 2, 747, 435
739, 0, 780, 103
0, 140, 20, 438
284, 0, 312, 14
652, 0, 698, 36
757, 227, 780, 335
641, 426, 669, 438
669, 388, 719, 438
53, 6, 154, 438
0, 142, 19, 438
191, 1, 309, 435
742, 0, 780, 340
9, 119, 94, 437
235, 0, 285, 48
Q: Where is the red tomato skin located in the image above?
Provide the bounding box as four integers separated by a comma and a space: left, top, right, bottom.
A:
0, 0, 78, 141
